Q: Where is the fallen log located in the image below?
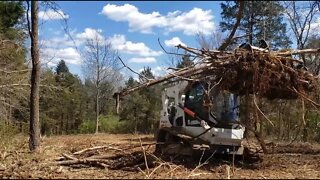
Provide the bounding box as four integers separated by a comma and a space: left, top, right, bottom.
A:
55, 158, 110, 168
73, 145, 123, 155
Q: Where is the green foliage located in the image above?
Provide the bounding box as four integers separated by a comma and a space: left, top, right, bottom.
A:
0, 1, 27, 127
139, 66, 154, 83
176, 54, 194, 68
56, 60, 70, 75
220, 1, 291, 50
0, 121, 19, 137
0, 1, 24, 30
79, 115, 129, 134
119, 67, 162, 134
40, 65, 85, 135
79, 119, 96, 134
0, 1, 26, 67
305, 111, 320, 143
126, 76, 139, 88
99, 115, 120, 133
0, 1, 25, 41
0, 120, 27, 148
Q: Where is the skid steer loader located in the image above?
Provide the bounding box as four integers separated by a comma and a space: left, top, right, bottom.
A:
114, 79, 245, 156
154, 80, 245, 156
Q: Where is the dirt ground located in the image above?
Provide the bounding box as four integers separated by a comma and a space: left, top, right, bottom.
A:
1, 133, 320, 179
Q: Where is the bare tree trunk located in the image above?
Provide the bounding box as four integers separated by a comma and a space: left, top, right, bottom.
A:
29, 0, 40, 152
249, 0, 253, 45
278, 106, 281, 140
95, 41, 100, 134
95, 88, 99, 134
302, 99, 308, 141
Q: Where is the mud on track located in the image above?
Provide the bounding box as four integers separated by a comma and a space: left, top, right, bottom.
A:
1, 133, 320, 179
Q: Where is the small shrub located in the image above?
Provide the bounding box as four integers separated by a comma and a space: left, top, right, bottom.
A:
79, 119, 95, 134
79, 115, 158, 134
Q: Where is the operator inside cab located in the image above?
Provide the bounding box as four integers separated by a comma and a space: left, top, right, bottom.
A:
184, 81, 239, 127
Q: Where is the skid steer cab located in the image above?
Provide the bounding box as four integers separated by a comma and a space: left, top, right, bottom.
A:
155, 80, 245, 156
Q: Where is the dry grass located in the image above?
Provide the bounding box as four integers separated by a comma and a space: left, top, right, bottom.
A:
0, 133, 320, 179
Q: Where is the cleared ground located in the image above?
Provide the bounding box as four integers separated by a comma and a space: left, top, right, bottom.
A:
1, 133, 320, 179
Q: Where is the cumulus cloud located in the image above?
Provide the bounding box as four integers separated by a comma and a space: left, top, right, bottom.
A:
128, 57, 156, 63
107, 34, 163, 57
101, 4, 166, 34
165, 8, 214, 35
41, 47, 82, 67
76, 28, 104, 42
38, 9, 69, 21
310, 17, 320, 34
151, 66, 166, 76
42, 28, 105, 50
164, 37, 186, 47
101, 4, 214, 35
41, 36, 74, 48
40, 27, 162, 67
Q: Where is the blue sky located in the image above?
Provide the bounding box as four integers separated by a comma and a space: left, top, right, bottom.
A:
37, 1, 320, 81
38, 1, 224, 80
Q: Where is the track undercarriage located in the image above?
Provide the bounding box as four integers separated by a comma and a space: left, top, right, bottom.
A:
155, 128, 245, 157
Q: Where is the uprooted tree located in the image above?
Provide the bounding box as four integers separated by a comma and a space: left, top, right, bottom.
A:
115, 42, 320, 153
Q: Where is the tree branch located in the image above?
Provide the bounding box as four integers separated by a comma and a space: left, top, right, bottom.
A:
117, 56, 151, 82
218, 1, 245, 51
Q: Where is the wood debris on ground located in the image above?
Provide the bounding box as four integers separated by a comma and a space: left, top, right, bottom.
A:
54, 142, 160, 171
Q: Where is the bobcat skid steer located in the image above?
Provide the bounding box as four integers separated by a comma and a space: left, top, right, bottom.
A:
155, 80, 245, 156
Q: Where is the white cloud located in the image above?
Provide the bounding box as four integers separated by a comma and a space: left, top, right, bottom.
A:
101, 4, 166, 34
41, 28, 104, 50
39, 9, 69, 21
108, 34, 163, 57
41, 36, 74, 48
310, 17, 320, 35
41, 47, 82, 67
101, 4, 215, 35
151, 66, 166, 77
76, 28, 104, 42
164, 37, 186, 47
166, 8, 214, 35
40, 28, 163, 67
128, 57, 156, 63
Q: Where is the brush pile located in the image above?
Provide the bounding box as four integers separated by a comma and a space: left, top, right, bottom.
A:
115, 45, 319, 101
172, 45, 320, 100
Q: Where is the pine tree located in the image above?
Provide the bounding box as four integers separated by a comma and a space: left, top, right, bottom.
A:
126, 76, 139, 88
0, 1, 25, 40
0, 1, 27, 125
220, 1, 291, 50
139, 66, 154, 83
120, 67, 162, 133
40, 64, 84, 135
176, 54, 194, 68
56, 60, 69, 75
